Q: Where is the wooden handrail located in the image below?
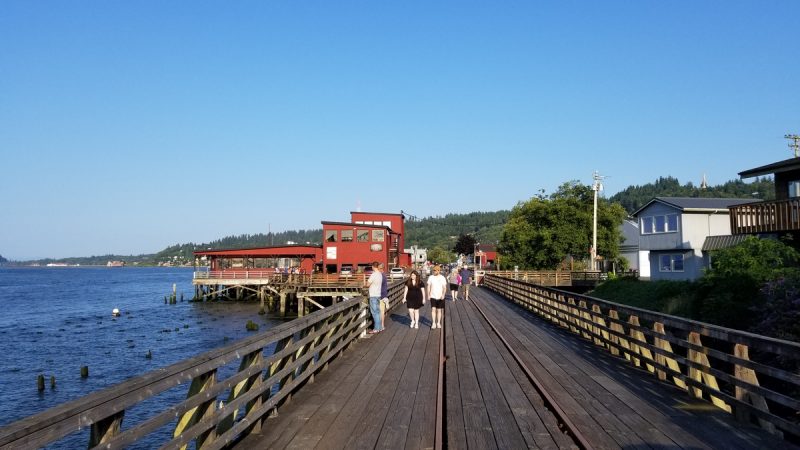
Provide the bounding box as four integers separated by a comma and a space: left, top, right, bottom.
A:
0, 282, 405, 449
484, 273, 800, 441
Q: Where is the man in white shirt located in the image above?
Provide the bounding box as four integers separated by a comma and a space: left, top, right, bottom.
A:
365, 261, 383, 333
426, 265, 448, 329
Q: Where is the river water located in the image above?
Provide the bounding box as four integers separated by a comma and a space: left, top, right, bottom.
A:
0, 266, 282, 447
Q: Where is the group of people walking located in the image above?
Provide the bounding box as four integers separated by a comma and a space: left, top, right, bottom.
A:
401, 264, 471, 330
366, 262, 472, 333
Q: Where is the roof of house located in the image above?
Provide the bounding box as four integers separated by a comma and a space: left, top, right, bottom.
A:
701, 234, 751, 252
632, 197, 761, 216
193, 244, 323, 256
350, 211, 405, 217
739, 156, 800, 179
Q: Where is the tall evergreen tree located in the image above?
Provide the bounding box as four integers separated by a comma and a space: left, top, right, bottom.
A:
453, 233, 477, 256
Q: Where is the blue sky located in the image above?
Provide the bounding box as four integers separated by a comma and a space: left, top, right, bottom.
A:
1, 1, 798, 260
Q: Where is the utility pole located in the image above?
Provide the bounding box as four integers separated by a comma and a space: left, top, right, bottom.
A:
591, 171, 605, 272
786, 134, 800, 158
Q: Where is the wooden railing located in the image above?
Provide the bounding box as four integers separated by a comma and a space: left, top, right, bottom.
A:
193, 270, 287, 280
193, 271, 372, 287
0, 283, 405, 449
488, 270, 574, 286
484, 273, 800, 441
729, 198, 800, 234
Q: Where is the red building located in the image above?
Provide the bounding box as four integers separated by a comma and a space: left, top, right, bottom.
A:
475, 244, 498, 269
194, 211, 409, 275
195, 245, 323, 274
322, 211, 407, 274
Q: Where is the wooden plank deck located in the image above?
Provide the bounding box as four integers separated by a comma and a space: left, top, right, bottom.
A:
236, 288, 796, 449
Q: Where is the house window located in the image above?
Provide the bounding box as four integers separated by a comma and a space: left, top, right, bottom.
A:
325, 230, 337, 242
667, 214, 678, 231
642, 214, 679, 234
789, 181, 800, 198
659, 254, 684, 272
356, 230, 369, 242
341, 230, 354, 242
372, 230, 385, 242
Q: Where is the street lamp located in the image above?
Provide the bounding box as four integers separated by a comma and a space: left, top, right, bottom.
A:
591, 171, 605, 272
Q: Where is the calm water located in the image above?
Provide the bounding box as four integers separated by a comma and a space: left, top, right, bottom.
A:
0, 267, 281, 446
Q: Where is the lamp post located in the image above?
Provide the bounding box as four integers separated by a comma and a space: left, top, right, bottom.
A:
591, 171, 604, 272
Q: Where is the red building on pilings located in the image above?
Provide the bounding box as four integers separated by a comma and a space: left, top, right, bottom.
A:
193, 211, 410, 276
321, 211, 408, 274
195, 245, 323, 274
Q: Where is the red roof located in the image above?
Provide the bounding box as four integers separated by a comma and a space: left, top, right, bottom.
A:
194, 245, 322, 257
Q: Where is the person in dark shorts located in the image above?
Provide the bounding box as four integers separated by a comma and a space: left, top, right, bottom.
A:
402, 270, 426, 329
448, 267, 460, 301
426, 265, 448, 329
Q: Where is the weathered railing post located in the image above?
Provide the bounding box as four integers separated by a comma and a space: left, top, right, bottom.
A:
687, 332, 731, 413
268, 335, 293, 417
652, 322, 686, 389
576, 300, 589, 340
174, 369, 218, 449
217, 349, 264, 436
591, 304, 608, 348
567, 298, 579, 333
628, 316, 655, 374
89, 411, 124, 447
734, 343, 777, 435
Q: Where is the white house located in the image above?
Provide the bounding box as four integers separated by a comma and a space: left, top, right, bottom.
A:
632, 197, 760, 281
619, 220, 645, 277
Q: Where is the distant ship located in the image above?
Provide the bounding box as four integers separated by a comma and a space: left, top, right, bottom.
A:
46, 263, 69, 267
107, 261, 125, 267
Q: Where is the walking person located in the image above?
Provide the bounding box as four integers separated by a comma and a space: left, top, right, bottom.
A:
459, 265, 471, 301
365, 261, 383, 334
402, 270, 426, 328
448, 267, 460, 302
379, 262, 389, 330
426, 265, 448, 329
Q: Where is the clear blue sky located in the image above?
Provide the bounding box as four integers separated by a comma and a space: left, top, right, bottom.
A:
1, 1, 798, 260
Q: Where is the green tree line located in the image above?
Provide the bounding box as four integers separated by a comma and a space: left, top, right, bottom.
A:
5, 176, 774, 267
609, 176, 774, 214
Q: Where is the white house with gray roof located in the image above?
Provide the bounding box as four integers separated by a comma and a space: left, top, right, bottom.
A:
632, 197, 760, 281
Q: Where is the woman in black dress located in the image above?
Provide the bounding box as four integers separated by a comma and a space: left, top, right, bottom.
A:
402, 270, 426, 329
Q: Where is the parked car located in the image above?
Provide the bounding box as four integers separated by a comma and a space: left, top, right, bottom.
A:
390, 267, 405, 279
340, 266, 353, 277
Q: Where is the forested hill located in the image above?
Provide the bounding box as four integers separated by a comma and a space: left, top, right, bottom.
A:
154, 229, 323, 262
608, 176, 775, 214
5, 176, 777, 265
154, 211, 511, 263
404, 211, 511, 250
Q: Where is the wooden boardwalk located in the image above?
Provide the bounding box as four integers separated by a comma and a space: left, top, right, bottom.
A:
237, 287, 794, 449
